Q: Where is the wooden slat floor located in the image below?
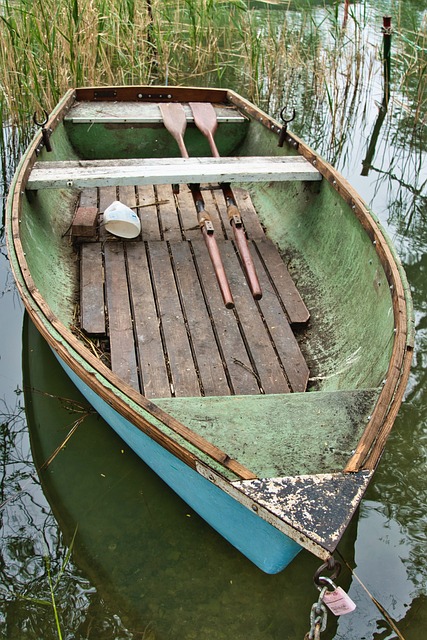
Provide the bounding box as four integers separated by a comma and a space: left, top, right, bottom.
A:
78, 183, 310, 399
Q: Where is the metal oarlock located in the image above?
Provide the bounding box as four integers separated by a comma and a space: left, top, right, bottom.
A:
277, 106, 296, 147
33, 110, 52, 153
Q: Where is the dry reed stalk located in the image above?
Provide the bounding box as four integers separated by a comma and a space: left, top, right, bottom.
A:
0, 0, 425, 159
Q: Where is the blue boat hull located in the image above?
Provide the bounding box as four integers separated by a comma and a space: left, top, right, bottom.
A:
55, 353, 302, 574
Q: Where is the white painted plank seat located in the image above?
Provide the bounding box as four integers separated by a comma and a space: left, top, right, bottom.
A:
64, 101, 246, 124
27, 156, 322, 190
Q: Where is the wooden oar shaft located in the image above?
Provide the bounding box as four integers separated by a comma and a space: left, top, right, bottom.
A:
160, 102, 234, 308
190, 187, 234, 309
221, 185, 262, 300
189, 102, 262, 300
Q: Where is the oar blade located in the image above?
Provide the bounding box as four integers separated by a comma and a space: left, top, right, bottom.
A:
189, 102, 219, 156
159, 102, 187, 138
189, 102, 218, 137
159, 103, 189, 157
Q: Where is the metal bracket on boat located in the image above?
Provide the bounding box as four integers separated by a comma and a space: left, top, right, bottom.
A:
33, 110, 52, 154
277, 106, 296, 148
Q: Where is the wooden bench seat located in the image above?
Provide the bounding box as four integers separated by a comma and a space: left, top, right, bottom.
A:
64, 101, 246, 124
79, 184, 310, 399
27, 156, 321, 190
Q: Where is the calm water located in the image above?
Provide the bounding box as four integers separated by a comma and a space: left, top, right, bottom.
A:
1, 2, 426, 639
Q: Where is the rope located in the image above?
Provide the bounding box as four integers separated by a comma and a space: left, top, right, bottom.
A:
336, 549, 407, 640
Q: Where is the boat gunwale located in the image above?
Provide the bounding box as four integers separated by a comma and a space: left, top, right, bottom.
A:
6, 85, 413, 485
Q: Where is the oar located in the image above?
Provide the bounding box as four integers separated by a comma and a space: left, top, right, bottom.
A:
159, 103, 189, 158
189, 102, 262, 300
159, 102, 234, 309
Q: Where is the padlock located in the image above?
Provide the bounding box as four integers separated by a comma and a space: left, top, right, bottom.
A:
319, 577, 357, 616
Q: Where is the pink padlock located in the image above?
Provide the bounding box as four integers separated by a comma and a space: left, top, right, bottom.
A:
320, 578, 357, 616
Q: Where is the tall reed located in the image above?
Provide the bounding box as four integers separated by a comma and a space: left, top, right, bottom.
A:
0, 0, 425, 164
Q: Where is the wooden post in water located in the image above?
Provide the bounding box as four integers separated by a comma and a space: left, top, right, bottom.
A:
361, 17, 392, 176
382, 16, 392, 106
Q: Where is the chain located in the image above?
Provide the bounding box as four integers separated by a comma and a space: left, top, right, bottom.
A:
304, 586, 328, 640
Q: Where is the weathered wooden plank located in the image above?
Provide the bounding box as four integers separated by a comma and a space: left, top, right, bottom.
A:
27, 156, 322, 189
126, 242, 171, 398
201, 188, 228, 239
220, 243, 291, 394
79, 187, 98, 208
80, 243, 105, 334
156, 185, 182, 241
99, 186, 117, 212
170, 241, 230, 397
255, 239, 310, 324
249, 244, 309, 392
99, 186, 117, 241
65, 101, 246, 124
191, 239, 260, 395
104, 242, 139, 391
118, 184, 137, 209
176, 186, 200, 240
137, 184, 161, 240
148, 241, 201, 397
231, 187, 266, 239
208, 188, 232, 239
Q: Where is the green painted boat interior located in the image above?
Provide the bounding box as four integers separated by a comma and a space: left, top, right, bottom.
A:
155, 390, 379, 477
18, 97, 396, 477
64, 117, 248, 160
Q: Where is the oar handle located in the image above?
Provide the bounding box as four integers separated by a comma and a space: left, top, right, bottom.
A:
206, 131, 220, 158
222, 185, 262, 300
190, 186, 234, 309
202, 229, 235, 309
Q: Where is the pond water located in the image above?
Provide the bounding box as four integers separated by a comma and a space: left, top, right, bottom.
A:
1, 1, 426, 639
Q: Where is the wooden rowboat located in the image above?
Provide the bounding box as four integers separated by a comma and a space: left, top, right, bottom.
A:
6, 86, 413, 574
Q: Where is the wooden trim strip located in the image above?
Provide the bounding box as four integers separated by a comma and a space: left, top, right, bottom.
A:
75, 85, 230, 104
363, 346, 413, 470
345, 345, 413, 472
